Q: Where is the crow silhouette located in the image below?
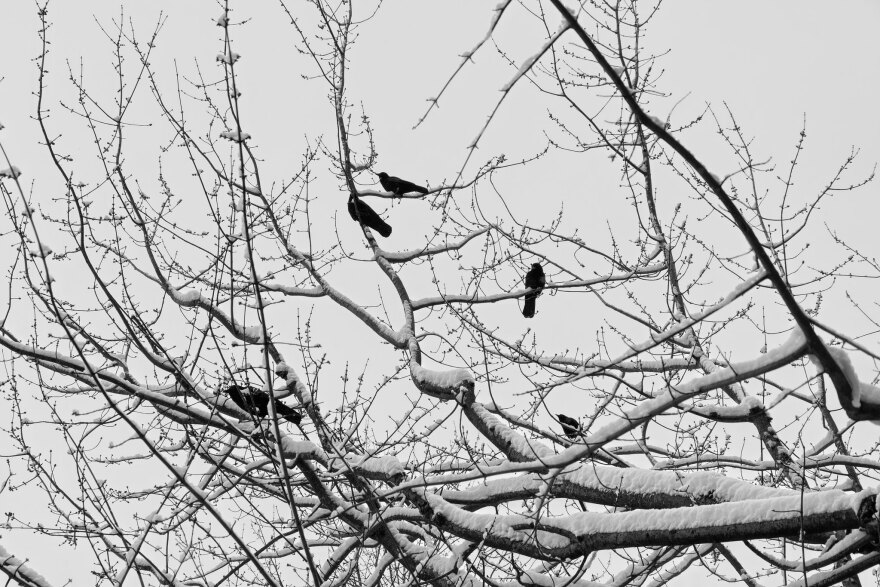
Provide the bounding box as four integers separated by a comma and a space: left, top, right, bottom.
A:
522, 263, 546, 318
348, 195, 392, 237
223, 384, 301, 425
377, 172, 428, 196
557, 413, 580, 439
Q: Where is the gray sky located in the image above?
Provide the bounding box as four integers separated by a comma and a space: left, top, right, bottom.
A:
2, 1, 879, 585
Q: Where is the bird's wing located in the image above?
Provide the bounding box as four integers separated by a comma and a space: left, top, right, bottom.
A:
224, 385, 248, 411
250, 389, 270, 414
275, 402, 302, 424
385, 176, 427, 193
557, 414, 577, 426
399, 179, 427, 193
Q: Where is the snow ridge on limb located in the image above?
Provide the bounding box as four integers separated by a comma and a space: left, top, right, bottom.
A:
745, 529, 872, 573
377, 226, 491, 264
0, 332, 234, 430
451, 20, 572, 159
415, 0, 515, 129
164, 284, 274, 349
410, 362, 476, 401
578, 329, 809, 449
411, 262, 666, 310
328, 454, 407, 482
396, 330, 812, 491
410, 361, 558, 462
412, 487, 872, 559
275, 362, 311, 406
280, 438, 330, 466
540, 270, 767, 389
545, 0, 857, 420
812, 345, 880, 421
500, 21, 570, 93
466, 402, 556, 462
784, 551, 880, 587
441, 466, 793, 511
0, 544, 55, 587
500, 566, 606, 587
0, 165, 22, 179
500, 269, 766, 380
641, 546, 712, 587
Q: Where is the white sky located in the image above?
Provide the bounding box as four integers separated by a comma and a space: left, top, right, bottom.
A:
1, 1, 879, 585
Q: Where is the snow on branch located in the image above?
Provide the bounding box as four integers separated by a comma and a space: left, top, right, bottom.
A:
534, 270, 767, 382
410, 362, 475, 401
421, 487, 870, 557
169, 287, 202, 306
280, 437, 329, 466
385, 332, 810, 496
683, 394, 764, 423
377, 227, 490, 263
441, 465, 793, 511
27, 242, 53, 258
500, 22, 569, 92
215, 51, 240, 65
271, 251, 404, 347
746, 529, 872, 574
546, 0, 857, 418
330, 454, 406, 482
585, 329, 808, 442
163, 285, 271, 350
415, 0, 515, 129
261, 281, 324, 297
457, 19, 569, 170
417, 491, 548, 556
219, 129, 251, 143
0, 166, 22, 179
275, 362, 312, 405
411, 264, 665, 311
521, 353, 698, 376
813, 345, 880, 421
465, 402, 555, 463
782, 550, 880, 587
507, 569, 605, 586
0, 544, 55, 587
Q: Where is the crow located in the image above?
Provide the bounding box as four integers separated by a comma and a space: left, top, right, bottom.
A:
348, 195, 392, 237
557, 413, 580, 439
223, 384, 302, 425
377, 172, 428, 196
522, 263, 546, 318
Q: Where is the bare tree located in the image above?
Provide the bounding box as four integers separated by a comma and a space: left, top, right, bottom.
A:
1, 1, 879, 586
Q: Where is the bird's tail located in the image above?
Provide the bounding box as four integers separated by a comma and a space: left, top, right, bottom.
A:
415, 185, 429, 194
522, 294, 536, 318
275, 402, 302, 425
373, 217, 392, 238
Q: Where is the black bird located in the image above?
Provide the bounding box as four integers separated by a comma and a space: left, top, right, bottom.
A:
348, 195, 392, 237
557, 413, 580, 439
223, 384, 302, 425
377, 172, 429, 196
522, 263, 546, 318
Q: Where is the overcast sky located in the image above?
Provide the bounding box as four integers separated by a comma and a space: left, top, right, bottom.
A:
2, 1, 879, 585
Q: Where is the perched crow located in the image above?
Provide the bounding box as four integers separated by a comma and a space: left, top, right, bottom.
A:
223, 384, 301, 425
557, 413, 580, 439
522, 263, 546, 318
348, 195, 392, 237
377, 172, 428, 196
